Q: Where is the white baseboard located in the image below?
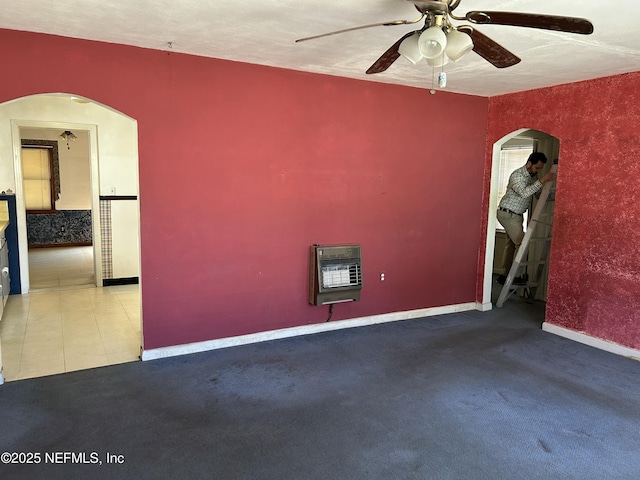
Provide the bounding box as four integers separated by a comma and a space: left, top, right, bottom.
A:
141, 302, 478, 361
542, 322, 640, 361
476, 301, 493, 312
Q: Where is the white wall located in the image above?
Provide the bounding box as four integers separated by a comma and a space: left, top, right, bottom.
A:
0, 94, 138, 196
111, 200, 139, 278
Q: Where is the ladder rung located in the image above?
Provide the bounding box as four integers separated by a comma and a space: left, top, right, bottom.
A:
518, 260, 547, 266
529, 219, 553, 227
507, 281, 540, 289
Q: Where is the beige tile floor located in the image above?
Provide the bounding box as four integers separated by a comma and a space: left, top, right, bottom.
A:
29, 245, 96, 290
0, 246, 141, 382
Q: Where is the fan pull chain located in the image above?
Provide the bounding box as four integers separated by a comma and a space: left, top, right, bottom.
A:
438, 72, 447, 89
438, 52, 447, 89
430, 64, 436, 93
429, 53, 447, 94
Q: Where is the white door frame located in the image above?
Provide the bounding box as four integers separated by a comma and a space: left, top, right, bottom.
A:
481, 128, 560, 308
480, 128, 529, 309
11, 119, 102, 293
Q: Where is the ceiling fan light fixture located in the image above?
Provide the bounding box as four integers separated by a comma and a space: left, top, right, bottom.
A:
426, 53, 449, 67
398, 33, 423, 65
418, 26, 447, 60
445, 28, 474, 62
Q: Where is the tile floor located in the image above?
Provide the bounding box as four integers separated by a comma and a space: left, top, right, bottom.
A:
29, 245, 96, 290
0, 246, 141, 382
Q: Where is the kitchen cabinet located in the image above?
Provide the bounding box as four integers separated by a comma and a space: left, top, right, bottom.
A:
0, 229, 9, 319
0, 195, 20, 294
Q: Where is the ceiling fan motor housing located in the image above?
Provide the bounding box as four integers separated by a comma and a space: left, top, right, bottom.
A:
411, 0, 449, 15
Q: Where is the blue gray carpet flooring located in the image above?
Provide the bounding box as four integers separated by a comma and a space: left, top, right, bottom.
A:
1, 297, 639, 479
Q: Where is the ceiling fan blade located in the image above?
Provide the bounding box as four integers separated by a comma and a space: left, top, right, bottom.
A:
295, 15, 424, 43
457, 26, 521, 68
465, 11, 594, 35
365, 31, 417, 74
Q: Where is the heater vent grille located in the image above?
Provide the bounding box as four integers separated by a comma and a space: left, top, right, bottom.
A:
309, 244, 362, 306
321, 263, 361, 289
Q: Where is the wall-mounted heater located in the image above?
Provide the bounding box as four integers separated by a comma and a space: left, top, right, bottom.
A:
309, 244, 362, 306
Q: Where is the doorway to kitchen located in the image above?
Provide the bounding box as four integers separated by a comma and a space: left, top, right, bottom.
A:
21, 128, 95, 291
0, 93, 142, 382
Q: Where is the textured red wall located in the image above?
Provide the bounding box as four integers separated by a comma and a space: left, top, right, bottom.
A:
485, 72, 640, 350
0, 29, 489, 349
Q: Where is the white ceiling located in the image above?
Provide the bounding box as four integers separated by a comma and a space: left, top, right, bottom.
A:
2, 0, 640, 96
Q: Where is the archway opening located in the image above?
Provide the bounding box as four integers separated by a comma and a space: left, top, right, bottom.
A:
482, 128, 560, 311
0, 93, 142, 383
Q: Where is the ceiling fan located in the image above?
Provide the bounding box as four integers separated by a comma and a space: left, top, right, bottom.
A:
295, 0, 594, 75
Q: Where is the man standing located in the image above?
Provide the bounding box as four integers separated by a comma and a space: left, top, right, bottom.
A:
496, 151, 556, 285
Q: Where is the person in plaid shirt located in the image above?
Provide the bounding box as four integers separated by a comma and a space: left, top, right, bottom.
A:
496, 152, 556, 285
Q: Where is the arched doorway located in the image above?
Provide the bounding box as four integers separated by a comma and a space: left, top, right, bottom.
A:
0, 93, 142, 383
481, 128, 560, 308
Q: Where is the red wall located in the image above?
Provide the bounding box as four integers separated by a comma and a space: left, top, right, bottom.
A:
0, 29, 489, 349
485, 71, 640, 350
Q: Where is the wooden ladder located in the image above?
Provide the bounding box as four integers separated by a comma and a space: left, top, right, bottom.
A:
496, 164, 557, 308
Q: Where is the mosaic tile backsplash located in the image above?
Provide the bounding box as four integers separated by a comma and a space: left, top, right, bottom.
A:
27, 210, 92, 246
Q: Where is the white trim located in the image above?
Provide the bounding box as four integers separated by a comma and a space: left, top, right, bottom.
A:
476, 301, 493, 312
542, 322, 640, 361
141, 302, 478, 361
482, 129, 528, 307
11, 119, 103, 293
88, 125, 103, 287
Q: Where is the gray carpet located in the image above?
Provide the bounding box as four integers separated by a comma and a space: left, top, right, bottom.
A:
1, 297, 639, 479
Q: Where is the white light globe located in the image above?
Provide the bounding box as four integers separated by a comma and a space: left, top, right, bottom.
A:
427, 54, 449, 67
398, 33, 423, 64
445, 29, 474, 61
418, 27, 447, 59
